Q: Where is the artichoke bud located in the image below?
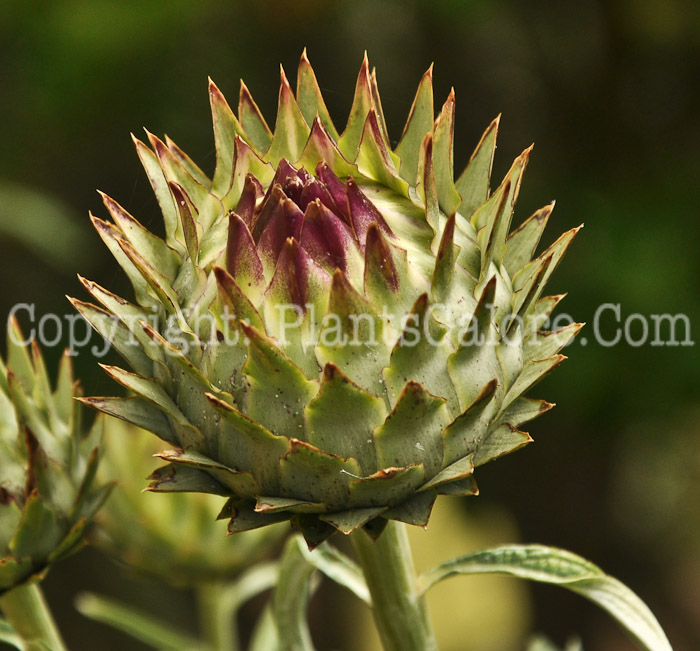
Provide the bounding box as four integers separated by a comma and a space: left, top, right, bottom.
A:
76, 51, 582, 548
0, 318, 110, 593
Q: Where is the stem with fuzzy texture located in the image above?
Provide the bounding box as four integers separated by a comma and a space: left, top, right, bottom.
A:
351, 521, 437, 651
0, 582, 67, 651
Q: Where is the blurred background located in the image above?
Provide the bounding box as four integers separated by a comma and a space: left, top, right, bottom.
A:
1, 0, 698, 649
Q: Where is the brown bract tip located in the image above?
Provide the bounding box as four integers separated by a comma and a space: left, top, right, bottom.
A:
279, 64, 291, 89
322, 362, 340, 382
208, 77, 223, 97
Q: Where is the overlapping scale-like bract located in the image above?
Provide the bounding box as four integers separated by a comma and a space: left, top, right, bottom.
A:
0, 319, 110, 592
76, 52, 581, 547
94, 419, 285, 585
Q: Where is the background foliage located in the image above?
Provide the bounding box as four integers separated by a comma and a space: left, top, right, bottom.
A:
1, 1, 698, 649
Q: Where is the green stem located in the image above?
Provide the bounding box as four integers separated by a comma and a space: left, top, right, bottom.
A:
350, 521, 437, 651
196, 580, 239, 651
0, 582, 67, 651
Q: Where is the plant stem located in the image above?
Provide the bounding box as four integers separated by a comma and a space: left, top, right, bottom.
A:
350, 521, 437, 651
196, 580, 239, 651
0, 582, 67, 651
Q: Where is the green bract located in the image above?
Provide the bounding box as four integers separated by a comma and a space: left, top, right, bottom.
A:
76, 52, 581, 547
94, 419, 284, 585
0, 319, 110, 593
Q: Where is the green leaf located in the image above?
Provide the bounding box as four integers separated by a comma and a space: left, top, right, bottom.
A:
374, 382, 450, 478
382, 294, 459, 416
495, 396, 553, 430
205, 392, 289, 495
315, 270, 391, 397
255, 496, 326, 514
296, 49, 340, 141
209, 78, 246, 195
222, 136, 275, 212
77, 396, 177, 445
512, 226, 582, 319
222, 562, 279, 614
356, 111, 409, 198
117, 237, 183, 317
273, 537, 316, 651
100, 192, 179, 281
6, 317, 36, 393
261, 238, 332, 378
339, 54, 373, 159
0, 557, 34, 594
369, 68, 392, 153
475, 147, 531, 272
305, 363, 387, 474
9, 492, 61, 559
363, 224, 414, 317
46, 517, 88, 564
503, 203, 553, 277
501, 356, 565, 413
299, 542, 370, 605
348, 465, 426, 509
527, 294, 566, 332
132, 135, 182, 248
164, 135, 210, 187
473, 424, 531, 466
455, 116, 499, 219
156, 448, 258, 497
77, 276, 160, 357
396, 66, 434, 185
383, 490, 437, 526
147, 131, 222, 232
320, 507, 386, 534
0, 497, 22, 552
225, 498, 289, 533
431, 213, 458, 299
214, 265, 264, 330
147, 462, 230, 496
432, 91, 461, 217
239, 80, 273, 153
420, 454, 474, 492
279, 439, 361, 508
442, 380, 498, 466
295, 515, 337, 549
419, 545, 672, 651
69, 299, 153, 377
296, 118, 357, 179
99, 364, 204, 449
168, 182, 200, 263
524, 323, 583, 365
416, 133, 440, 234
240, 324, 319, 437
76, 592, 205, 651
265, 67, 310, 166
447, 277, 503, 411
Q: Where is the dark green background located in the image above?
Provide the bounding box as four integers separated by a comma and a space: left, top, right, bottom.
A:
1, 1, 699, 649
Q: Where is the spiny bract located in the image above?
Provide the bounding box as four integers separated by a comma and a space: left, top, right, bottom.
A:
75, 52, 581, 547
94, 419, 284, 585
0, 319, 110, 593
